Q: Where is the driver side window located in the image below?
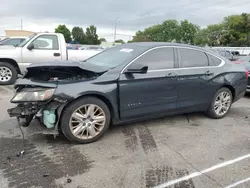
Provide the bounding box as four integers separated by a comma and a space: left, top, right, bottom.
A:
131, 47, 175, 70
30, 35, 59, 50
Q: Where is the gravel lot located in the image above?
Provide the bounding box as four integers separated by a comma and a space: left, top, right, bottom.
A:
0, 85, 250, 188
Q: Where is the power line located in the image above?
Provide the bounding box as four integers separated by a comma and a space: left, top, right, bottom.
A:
114, 17, 119, 42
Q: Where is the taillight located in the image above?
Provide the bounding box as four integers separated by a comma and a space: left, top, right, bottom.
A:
246, 70, 249, 78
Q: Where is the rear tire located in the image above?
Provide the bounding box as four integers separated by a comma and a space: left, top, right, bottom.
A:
206, 87, 233, 119
60, 97, 111, 144
0, 62, 18, 85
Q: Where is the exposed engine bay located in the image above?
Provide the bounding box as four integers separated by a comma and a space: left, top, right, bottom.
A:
24, 66, 99, 82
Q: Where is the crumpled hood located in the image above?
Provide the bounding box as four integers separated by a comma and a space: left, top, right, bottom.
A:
27, 60, 108, 73
14, 60, 107, 86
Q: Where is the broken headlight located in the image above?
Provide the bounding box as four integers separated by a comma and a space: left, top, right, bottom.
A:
11, 88, 55, 102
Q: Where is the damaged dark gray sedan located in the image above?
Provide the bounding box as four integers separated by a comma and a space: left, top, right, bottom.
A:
7, 43, 248, 143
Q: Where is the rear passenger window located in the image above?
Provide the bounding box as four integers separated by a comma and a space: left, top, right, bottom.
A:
179, 48, 209, 68
207, 54, 222, 66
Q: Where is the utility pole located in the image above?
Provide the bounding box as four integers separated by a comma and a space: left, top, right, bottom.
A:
114, 17, 119, 42
21, 18, 23, 30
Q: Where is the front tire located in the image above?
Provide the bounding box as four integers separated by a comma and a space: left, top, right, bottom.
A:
206, 87, 233, 119
0, 62, 18, 85
60, 97, 111, 144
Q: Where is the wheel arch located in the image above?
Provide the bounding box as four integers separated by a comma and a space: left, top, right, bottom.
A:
60, 92, 115, 122
0, 58, 21, 74
221, 84, 235, 100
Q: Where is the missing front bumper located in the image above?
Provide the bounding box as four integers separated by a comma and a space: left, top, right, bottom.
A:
7, 100, 64, 130
8, 106, 60, 136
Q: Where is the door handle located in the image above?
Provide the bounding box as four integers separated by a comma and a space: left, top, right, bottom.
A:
205, 71, 214, 76
165, 73, 178, 79
54, 53, 61, 57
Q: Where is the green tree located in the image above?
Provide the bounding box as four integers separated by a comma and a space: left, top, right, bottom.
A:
72, 27, 85, 44
161, 20, 181, 42
179, 20, 200, 44
132, 31, 152, 42
204, 24, 224, 46
115, 39, 125, 44
131, 19, 198, 44
55, 25, 72, 43
85, 25, 100, 45
143, 24, 164, 41
193, 29, 209, 46
99, 38, 107, 42
131, 13, 250, 46
222, 13, 250, 46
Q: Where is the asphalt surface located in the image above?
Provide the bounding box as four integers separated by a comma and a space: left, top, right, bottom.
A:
0, 85, 250, 188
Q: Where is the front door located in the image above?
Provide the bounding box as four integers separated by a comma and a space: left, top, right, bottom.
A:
21, 34, 62, 65
119, 47, 178, 120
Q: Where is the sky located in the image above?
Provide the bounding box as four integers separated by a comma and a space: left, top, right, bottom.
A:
0, 0, 250, 42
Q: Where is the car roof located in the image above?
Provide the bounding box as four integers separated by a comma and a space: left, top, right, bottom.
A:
122, 42, 219, 55
8, 37, 27, 39
123, 42, 195, 48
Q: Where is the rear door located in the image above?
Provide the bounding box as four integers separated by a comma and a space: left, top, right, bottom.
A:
176, 47, 220, 111
119, 47, 179, 120
21, 34, 62, 65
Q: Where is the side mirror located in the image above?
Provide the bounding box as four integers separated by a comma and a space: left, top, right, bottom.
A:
27, 43, 34, 50
125, 64, 148, 74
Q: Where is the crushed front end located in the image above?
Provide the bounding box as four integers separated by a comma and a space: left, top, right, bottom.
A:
7, 61, 104, 136
7, 86, 67, 135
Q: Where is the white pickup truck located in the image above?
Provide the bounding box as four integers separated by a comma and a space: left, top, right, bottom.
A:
0, 33, 102, 85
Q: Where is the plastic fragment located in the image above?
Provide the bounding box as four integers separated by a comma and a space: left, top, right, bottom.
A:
16, 150, 25, 157
67, 178, 72, 183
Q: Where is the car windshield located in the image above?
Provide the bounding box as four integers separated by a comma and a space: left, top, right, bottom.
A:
0, 38, 9, 44
18, 34, 37, 47
83, 45, 146, 68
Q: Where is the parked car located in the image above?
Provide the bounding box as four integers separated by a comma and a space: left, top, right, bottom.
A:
0, 33, 102, 85
217, 49, 235, 61
230, 51, 240, 56
0, 37, 27, 47
232, 56, 250, 92
8, 43, 247, 144
79, 46, 105, 50
207, 48, 235, 61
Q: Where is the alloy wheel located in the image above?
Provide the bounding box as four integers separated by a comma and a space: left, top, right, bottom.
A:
69, 104, 106, 140
0, 67, 12, 82
214, 91, 231, 116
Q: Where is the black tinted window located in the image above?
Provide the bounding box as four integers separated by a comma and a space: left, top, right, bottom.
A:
132, 48, 174, 70
207, 54, 222, 66
179, 48, 208, 68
